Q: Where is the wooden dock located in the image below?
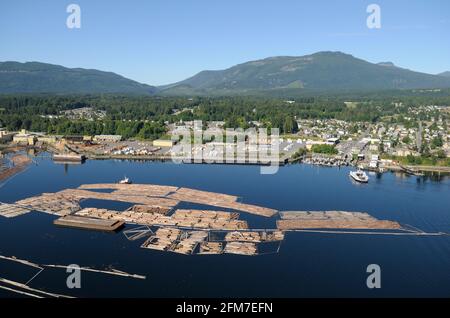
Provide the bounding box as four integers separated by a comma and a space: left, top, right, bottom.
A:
54, 215, 124, 231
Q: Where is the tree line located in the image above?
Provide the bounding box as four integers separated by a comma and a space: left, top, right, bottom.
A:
0, 93, 448, 138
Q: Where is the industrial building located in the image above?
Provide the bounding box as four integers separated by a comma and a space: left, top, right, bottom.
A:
93, 135, 122, 143
153, 139, 175, 148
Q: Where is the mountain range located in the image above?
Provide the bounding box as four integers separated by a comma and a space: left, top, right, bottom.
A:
160, 52, 450, 95
0, 61, 156, 94
1, 52, 450, 95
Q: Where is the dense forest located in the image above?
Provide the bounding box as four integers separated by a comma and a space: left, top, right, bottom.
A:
0, 92, 449, 139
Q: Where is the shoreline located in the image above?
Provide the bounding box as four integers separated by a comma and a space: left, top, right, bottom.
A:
2, 144, 449, 174
85, 153, 289, 166
72, 152, 450, 174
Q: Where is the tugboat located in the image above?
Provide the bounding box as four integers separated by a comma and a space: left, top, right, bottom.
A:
119, 176, 132, 184
349, 169, 369, 183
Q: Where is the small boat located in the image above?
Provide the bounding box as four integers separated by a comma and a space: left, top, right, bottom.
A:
118, 176, 132, 184
349, 169, 369, 183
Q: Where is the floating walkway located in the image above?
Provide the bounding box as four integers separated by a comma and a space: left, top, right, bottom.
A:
0, 254, 146, 298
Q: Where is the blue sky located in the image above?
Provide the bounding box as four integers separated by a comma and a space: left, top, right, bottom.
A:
1, 0, 449, 85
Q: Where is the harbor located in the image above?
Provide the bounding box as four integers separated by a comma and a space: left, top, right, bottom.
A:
0, 179, 444, 262
0, 156, 450, 297
0, 0, 449, 301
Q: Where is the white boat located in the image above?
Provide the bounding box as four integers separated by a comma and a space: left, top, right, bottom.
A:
118, 176, 132, 184
349, 169, 369, 183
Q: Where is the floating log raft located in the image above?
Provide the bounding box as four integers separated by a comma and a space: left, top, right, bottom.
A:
141, 228, 182, 251
14, 183, 277, 218
0, 203, 31, 218
277, 211, 402, 230
59, 189, 179, 208
54, 215, 124, 232
16, 193, 81, 216
171, 209, 247, 230
170, 187, 238, 203
15, 188, 179, 216
173, 209, 239, 220
226, 202, 277, 218
167, 190, 277, 217
198, 242, 224, 255
79, 184, 277, 217
126, 204, 171, 215
78, 183, 178, 197
170, 231, 208, 255
225, 231, 285, 242
224, 242, 258, 256
74, 208, 248, 230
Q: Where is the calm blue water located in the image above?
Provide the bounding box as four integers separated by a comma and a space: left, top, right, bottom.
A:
1, 155, 450, 298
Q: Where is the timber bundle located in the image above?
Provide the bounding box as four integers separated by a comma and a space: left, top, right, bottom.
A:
0, 183, 421, 257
